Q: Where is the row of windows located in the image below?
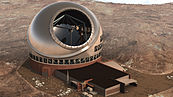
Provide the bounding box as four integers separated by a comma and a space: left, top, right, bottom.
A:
29, 52, 101, 65
94, 44, 102, 52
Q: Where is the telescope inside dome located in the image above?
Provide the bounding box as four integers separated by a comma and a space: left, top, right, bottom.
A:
53, 9, 92, 46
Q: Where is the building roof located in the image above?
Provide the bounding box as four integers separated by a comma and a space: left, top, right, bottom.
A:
58, 62, 129, 88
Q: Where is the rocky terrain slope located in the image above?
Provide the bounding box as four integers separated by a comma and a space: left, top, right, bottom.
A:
1, 0, 173, 96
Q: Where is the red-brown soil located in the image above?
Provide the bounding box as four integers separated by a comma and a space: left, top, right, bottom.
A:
1, 0, 173, 96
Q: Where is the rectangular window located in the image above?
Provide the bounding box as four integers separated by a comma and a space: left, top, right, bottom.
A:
48, 59, 52, 64
94, 55, 97, 60
70, 59, 74, 64
94, 46, 97, 52
81, 58, 85, 63
90, 56, 93, 61
44, 58, 47, 63
98, 45, 100, 50
98, 44, 102, 50
33, 55, 35, 60
100, 35, 103, 42
76, 59, 80, 64
36, 56, 39, 61
65, 60, 69, 64
85, 57, 89, 62
53, 59, 58, 64
40, 57, 43, 62
100, 44, 102, 49
59, 60, 63, 64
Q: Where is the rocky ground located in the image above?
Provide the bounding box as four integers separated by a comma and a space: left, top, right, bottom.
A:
18, 60, 173, 97
1, 0, 173, 97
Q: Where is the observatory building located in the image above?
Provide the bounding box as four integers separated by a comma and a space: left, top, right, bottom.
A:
27, 2, 102, 76
27, 2, 137, 97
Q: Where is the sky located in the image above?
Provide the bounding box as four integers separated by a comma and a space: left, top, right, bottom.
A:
95, 0, 173, 4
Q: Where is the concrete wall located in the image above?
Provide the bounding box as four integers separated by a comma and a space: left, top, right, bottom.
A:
54, 70, 67, 81
105, 84, 120, 97
90, 83, 105, 96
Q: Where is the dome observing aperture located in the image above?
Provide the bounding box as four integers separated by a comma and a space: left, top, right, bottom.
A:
53, 9, 92, 47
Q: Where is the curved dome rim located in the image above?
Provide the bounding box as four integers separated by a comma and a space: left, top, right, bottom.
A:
27, 1, 101, 58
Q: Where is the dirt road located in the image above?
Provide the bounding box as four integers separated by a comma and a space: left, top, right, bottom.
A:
1, 0, 173, 96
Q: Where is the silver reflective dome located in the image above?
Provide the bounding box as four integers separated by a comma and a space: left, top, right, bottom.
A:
27, 2, 101, 58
